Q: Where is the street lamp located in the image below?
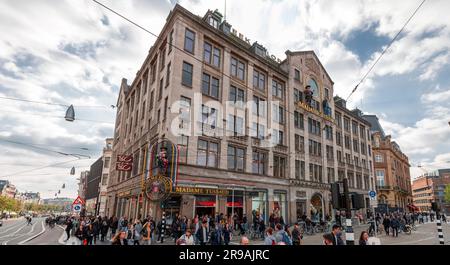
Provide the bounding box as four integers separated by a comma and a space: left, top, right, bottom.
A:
65, 105, 75, 122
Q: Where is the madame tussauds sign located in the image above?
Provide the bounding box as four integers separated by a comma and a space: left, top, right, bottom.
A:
174, 186, 230, 196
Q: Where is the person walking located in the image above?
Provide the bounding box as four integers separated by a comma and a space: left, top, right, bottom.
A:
359, 231, 369, 245
274, 224, 292, 245
291, 223, 302, 245
331, 225, 345, 245
112, 230, 128, 245
65, 217, 73, 241
86, 223, 94, 245
75, 225, 85, 245
264, 228, 277, 245
383, 216, 390, 236
133, 219, 143, 245
92, 218, 100, 244
196, 221, 209, 245
223, 223, 232, 245
110, 217, 118, 239
142, 222, 152, 245
101, 218, 109, 242
391, 216, 399, 237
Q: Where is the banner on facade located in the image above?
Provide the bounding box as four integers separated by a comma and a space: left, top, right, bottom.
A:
116, 154, 133, 171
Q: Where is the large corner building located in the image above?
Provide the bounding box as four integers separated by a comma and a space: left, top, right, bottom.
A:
105, 5, 375, 223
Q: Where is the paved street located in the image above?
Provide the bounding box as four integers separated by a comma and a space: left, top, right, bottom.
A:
0, 217, 46, 245
2, 217, 449, 245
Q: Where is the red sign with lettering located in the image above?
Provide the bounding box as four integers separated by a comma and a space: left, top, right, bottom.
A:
116, 154, 133, 171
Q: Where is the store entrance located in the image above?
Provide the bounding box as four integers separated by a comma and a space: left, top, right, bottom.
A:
195, 195, 216, 218
196, 207, 215, 218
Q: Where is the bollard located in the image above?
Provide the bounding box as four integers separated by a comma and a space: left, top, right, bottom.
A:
437, 218, 444, 245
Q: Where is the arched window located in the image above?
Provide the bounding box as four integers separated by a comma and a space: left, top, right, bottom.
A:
308, 78, 319, 98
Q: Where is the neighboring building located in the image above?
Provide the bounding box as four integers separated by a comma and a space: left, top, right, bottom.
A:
412, 169, 450, 214
334, 100, 375, 213
42, 197, 73, 212
18, 192, 41, 204
362, 114, 412, 212
77, 171, 89, 199
105, 5, 374, 224
86, 157, 103, 216
98, 138, 113, 217
0, 180, 17, 198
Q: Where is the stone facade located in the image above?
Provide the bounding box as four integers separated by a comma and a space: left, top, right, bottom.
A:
105, 4, 374, 224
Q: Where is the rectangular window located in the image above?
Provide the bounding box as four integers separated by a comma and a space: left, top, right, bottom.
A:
325, 125, 333, 140
149, 91, 154, 110
159, 48, 166, 71
252, 150, 267, 175
165, 62, 171, 87
197, 140, 218, 168
375, 154, 383, 163
141, 101, 146, 120
203, 42, 211, 64
253, 69, 266, 91
227, 145, 245, 172
361, 142, 366, 155
200, 105, 217, 133
213, 47, 220, 68
182, 61, 193, 87
308, 139, 322, 157
353, 139, 359, 153
158, 78, 164, 100
272, 129, 284, 145
252, 96, 266, 117
293, 88, 303, 103
336, 132, 342, 146
163, 97, 168, 120
308, 118, 321, 136
203, 42, 221, 68
273, 155, 286, 178
229, 85, 245, 104
344, 135, 350, 149
202, 73, 220, 99
335, 112, 342, 128
326, 145, 334, 160
101, 174, 108, 186
178, 135, 189, 164
168, 29, 174, 53
352, 121, 358, 135
360, 126, 365, 139
272, 79, 284, 98
294, 134, 305, 153
376, 170, 385, 186
150, 59, 156, 84
104, 157, 110, 168
184, 28, 195, 54
272, 105, 284, 124
294, 69, 301, 81
344, 117, 350, 132
231, 57, 246, 80
252, 122, 265, 140
227, 114, 244, 136
294, 111, 304, 129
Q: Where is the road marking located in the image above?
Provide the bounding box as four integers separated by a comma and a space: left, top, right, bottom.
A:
0, 220, 28, 237
18, 220, 46, 245
0, 223, 28, 239
387, 236, 436, 245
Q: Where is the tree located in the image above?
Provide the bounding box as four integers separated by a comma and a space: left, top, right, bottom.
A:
445, 184, 450, 203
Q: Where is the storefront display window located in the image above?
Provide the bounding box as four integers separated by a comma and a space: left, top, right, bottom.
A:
251, 191, 267, 223
273, 192, 287, 222
195, 195, 216, 217
227, 190, 244, 218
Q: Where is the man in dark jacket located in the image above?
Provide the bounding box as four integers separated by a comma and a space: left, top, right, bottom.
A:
292, 223, 302, 245
331, 225, 345, 245
390, 216, 400, 237
65, 218, 73, 241
196, 221, 209, 245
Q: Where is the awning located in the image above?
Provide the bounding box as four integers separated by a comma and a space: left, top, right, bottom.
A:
407, 204, 420, 211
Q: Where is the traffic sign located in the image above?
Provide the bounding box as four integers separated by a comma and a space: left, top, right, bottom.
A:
369, 190, 377, 200
73, 204, 82, 212
72, 196, 85, 205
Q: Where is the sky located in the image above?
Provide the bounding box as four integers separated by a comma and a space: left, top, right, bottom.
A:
0, 0, 449, 199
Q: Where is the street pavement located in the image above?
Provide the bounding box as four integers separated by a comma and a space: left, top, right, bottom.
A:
0, 217, 46, 245
2, 217, 449, 245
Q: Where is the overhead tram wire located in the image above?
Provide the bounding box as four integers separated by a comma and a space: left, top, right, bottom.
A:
0, 96, 116, 109
0, 108, 115, 124
0, 138, 92, 158
91, 0, 329, 124
0, 157, 93, 178
345, 0, 427, 102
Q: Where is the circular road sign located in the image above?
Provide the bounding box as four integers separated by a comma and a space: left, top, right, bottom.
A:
369, 190, 377, 198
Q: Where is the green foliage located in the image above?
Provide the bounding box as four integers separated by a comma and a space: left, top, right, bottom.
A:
0, 196, 64, 213
445, 184, 450, 203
